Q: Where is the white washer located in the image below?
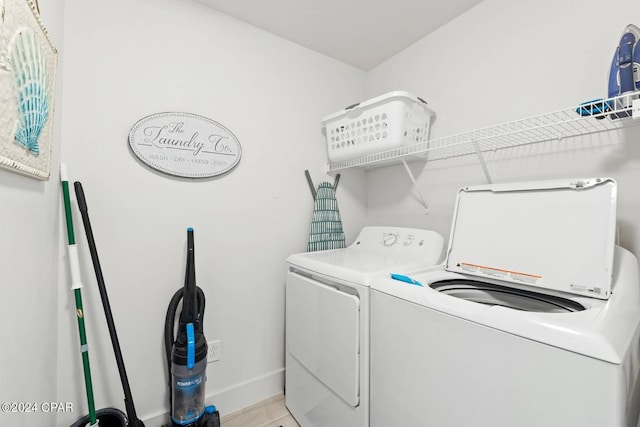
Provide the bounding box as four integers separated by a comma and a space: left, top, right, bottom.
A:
370, 178, 640, 427
285, 226, 445, 427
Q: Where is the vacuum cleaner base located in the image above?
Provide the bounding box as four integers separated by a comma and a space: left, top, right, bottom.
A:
161, 405, 220, 427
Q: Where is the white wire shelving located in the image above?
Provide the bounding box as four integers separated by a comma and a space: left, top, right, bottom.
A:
327, 93, 640, 174
325, 93, 640, 213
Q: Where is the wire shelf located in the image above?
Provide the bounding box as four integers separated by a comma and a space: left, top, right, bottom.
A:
327, 93, 640, 172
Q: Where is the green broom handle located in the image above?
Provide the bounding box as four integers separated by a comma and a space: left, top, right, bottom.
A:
61, 164, 97, 426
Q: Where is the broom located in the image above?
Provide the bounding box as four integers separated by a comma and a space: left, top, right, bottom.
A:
60, 164, 98, 426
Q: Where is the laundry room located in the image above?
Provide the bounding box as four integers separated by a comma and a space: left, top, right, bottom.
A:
2, 0, 640, 426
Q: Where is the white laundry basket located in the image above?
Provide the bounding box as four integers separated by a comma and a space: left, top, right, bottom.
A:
322, 91, 434, 163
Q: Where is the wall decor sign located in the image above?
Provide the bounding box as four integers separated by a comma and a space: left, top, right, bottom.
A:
0, 0, 58, 180
128, 112, 242, 179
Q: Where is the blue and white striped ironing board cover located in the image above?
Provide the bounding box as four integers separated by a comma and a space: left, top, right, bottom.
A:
307, 182, 345, 252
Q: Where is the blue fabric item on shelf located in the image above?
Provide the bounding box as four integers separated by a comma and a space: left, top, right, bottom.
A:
307, 181, 346, 252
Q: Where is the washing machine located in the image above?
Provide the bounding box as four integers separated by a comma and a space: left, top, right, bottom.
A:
370, 178, 640, 427
285, 226, 445, 427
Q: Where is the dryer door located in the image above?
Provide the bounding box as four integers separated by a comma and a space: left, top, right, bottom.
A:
286, 272, 360, 406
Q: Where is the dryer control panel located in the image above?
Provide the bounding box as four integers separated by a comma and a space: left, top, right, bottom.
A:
352, 226, 445, 264
382, 232, 420, 247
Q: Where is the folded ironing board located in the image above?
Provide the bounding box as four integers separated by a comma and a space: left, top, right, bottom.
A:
307, 181, 345, 252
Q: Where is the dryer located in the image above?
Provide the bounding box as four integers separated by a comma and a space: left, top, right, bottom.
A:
285, 226, 444, 427
370, 178, 640, 427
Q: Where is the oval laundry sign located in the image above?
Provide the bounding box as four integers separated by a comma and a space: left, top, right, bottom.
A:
128, 112, 242, 178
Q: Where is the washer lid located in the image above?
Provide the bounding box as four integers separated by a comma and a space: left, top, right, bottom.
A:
445, 178, 617, 299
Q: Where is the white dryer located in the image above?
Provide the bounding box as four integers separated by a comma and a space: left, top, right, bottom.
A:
370, 178, 640, 427
285, 226, 445, 427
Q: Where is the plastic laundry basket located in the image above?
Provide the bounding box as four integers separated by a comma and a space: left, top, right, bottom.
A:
322, 91, 434, 163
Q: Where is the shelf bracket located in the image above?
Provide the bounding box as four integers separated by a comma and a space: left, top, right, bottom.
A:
401, 160, 429, 214
472, 140, 492, 184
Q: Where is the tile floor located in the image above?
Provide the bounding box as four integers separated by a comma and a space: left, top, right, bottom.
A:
220, 393, 300, 427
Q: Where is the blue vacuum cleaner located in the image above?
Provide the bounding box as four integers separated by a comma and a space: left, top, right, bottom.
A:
608, 24, 640, 118
164, 228, 220, 427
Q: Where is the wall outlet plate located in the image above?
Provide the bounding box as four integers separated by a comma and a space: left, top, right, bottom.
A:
632, 98, 640, 119
208, 340, 221, 363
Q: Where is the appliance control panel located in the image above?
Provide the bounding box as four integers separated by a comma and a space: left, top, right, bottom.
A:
352, 226, 444, 255
382, 232, 421, 247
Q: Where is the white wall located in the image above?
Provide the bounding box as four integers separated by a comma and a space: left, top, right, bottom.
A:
0, 1, 65, 426
56, 0, 366, 424
365, 0, 640, 257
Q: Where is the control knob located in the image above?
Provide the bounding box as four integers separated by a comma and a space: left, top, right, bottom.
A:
383, 233, 398, 246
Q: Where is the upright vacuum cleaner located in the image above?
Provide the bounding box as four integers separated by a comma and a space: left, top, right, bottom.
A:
164, 228, 220, 427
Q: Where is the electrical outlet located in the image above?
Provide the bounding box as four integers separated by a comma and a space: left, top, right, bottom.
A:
208, 340, 221, 363
633, 98, 640, 119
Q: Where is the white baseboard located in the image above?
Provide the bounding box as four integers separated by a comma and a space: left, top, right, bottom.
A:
144, 368, 284, 426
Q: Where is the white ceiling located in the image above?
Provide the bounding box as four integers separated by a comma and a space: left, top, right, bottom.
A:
194, 0, 485, 70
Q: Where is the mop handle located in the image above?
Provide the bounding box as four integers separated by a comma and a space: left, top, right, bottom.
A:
60, 164, 98, 426
74, 181, 144, 427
